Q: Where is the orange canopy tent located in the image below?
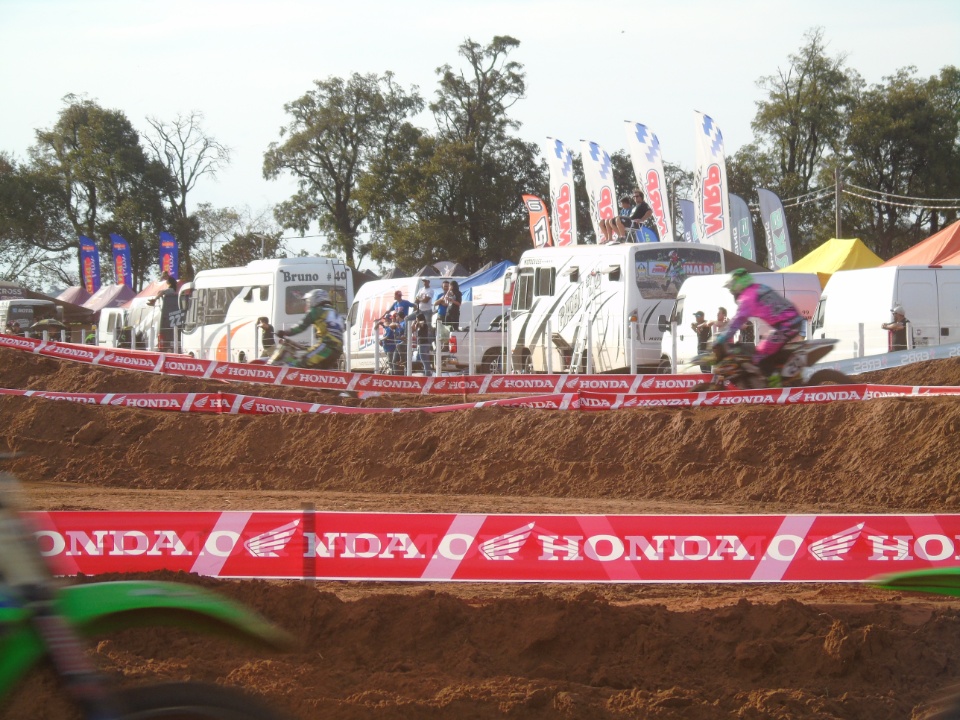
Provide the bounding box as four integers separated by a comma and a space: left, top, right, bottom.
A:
882, 219, 960, 266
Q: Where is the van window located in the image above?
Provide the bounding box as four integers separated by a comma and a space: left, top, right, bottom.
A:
242, 287, 254, 302
812, 298, 825, 331
512, 269, 535, 312
259, 285, 269, 302
534, 267, 555, 296
285, 285, 349, 316
189, 286, 244, 327
348, 301, 358, 325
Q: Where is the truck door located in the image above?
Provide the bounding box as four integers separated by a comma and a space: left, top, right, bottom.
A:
937, 269, 960, 345
898, 270, 939, 347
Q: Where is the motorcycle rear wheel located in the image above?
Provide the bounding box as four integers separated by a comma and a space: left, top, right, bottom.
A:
114, 681, 294, 719
690, 382, 722, 392
806, 369, 853, 386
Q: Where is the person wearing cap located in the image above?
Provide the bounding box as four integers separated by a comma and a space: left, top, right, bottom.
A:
387, 290, 416, 320
691, 310, 712, 371
882, 306, 908, 351
599, 195, 634, 243
617, 188, 656, 241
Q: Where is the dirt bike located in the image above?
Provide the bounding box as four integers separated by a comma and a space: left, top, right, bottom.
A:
690, 339, 852, 391
0, 459, 296, 719
263, 336, 357, 398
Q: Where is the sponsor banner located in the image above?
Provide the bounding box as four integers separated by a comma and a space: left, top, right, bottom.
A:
729, 194, 757, 262
159, 355, 216, 378
678, 199, 698, 243
79, 235, 102, 294
0, 335, 44, 352
109, 233, 133, 287
545, 137, 577, 246
29, 511, 960, 583
98, 349, 164, 373
159, 231, 179, 278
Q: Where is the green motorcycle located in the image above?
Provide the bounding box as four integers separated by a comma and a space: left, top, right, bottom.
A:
0, 462, 296, 719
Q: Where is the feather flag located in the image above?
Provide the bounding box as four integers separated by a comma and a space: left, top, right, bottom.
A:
159, 231, 179, 278
729, 194, 757, 262
521, 195, 553, 248
624, 121, 674, 242
109, 233, 133, 287
78, 236, 102, 294
693, 112, 732, 251
757, 189, 794, 269
580, 139, 617, 243
545, 137, 577, 246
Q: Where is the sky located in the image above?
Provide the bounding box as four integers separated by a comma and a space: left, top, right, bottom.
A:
2, 0, 959, 263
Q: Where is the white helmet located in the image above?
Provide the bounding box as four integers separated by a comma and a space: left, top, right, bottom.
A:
304, 289, 330, 307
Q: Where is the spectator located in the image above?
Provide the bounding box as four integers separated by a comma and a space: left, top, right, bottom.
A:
600, 195, 633, 243
256, 316, 276, 356
415, 279, 434, 325
709, 307, 730, 336
11, 321, 23, 337
433, 280, 451, 325
444, 280, 463, 330
411, 311, 433, 377
379, 311, 405, 373
387, 290, 416, 320
618, 188, 656, 240
691, 310, 712, 372
3, 321, 14, 336
882, 305, 909, 351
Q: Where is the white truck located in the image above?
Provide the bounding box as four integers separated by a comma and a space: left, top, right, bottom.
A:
658, 272, 823, 373
811, 265, 960, 359
508, 242, 766, 373
180, 257, 353, 362
438, 302, 510, 374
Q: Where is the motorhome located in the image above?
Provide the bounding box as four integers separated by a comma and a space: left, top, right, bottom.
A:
658, 272, 823, 373
0, 299, 61, 331
180, 257, 353, 362
812, 265, 960, 359
508, 242, 766, 373
345, 274, 467, 371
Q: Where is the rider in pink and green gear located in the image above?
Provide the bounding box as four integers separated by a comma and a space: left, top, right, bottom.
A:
713, 269, 804, 386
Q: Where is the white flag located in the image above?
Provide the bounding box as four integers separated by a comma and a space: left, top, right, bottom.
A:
624, 121, 674, 242
579, 140, 617, 243
693, 111, 733, 252
545, 137, 578, 246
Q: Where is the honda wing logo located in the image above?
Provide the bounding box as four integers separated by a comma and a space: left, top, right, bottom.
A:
479, 522, 535, 561
244, 519, 300, 558
241, 398, 256, 411
808, 523, 864, 561
286, 371, 300, 382
110, 395, 127, 406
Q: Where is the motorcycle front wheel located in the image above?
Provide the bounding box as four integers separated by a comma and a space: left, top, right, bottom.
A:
690, 382, 723, 392
115, 682, 294, 720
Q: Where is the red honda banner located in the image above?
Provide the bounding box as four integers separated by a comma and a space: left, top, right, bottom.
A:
27, 511, 960, 583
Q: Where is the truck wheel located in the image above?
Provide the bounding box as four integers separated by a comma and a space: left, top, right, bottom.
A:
513, 349, 534, 374
482, 349, 505, 374
656, 356, 673, 374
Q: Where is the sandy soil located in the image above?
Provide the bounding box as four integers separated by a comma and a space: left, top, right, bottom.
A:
2, 346, 960, 719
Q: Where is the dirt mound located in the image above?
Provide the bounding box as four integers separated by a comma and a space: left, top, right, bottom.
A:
3, 347, 960, 719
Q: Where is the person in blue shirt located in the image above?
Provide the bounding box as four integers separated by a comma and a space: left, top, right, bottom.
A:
387, 290, 416, 320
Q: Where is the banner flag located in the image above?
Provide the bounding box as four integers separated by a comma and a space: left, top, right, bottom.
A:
693, 112, 732, 251
28, 510, 960, 583
757, 188, 794, 269
521, 195, 553, 248
159, 232, 179, 278
545, 137, 577, 246
109, 233, 133, 287
678, 200, 698, 243
580, 139, 617, 243
78, 236, 102, 294
624, 121, 674, 242
729, 194, 757, 262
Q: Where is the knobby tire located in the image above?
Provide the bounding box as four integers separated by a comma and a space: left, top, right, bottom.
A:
806, 369, 853, 386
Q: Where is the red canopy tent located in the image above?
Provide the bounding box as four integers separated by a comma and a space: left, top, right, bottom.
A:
82, 283, 136, 313
882, 219, 960, 266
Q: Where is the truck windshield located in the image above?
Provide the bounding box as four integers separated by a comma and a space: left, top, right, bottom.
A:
634, 247, 722, 300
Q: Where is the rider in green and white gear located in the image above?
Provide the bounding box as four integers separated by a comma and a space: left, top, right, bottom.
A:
275, 289, 343, 369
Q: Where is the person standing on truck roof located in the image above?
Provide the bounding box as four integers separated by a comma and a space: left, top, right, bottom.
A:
882, 306, 909, 352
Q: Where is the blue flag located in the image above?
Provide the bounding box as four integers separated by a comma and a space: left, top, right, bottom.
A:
109, 233, 133, 287
79, 236, 101, 294
159, 231, 179, 278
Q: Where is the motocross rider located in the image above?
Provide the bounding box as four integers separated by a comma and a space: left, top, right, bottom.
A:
275, 289, 343, 369
713, 268, 804, 387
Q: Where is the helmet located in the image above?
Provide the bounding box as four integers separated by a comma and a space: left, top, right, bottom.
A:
725, 268, 753, 298
303, 289, 330, 307
892, 305, 905, 315
670, 251, 679, 260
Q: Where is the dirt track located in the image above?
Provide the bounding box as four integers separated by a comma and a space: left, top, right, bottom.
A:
3, 346, 960, 719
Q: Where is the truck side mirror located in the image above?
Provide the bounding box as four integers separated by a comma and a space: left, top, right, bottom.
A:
657, 314, 669, 333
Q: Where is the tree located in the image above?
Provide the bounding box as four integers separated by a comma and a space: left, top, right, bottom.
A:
144, 111, 231, 280
32, 96, 173, 288
365, 36, 545, 271
192, 203, 284, 272
263, 72, 423, 268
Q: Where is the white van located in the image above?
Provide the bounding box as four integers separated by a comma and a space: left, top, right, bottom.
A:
509, 242, 766, 373
658, 272, 823, 373
345, 274, 467, 371
96, 307, 128, 346
0, 299, 61, 331
180, 257, 353, 362
812, 265, 960, 359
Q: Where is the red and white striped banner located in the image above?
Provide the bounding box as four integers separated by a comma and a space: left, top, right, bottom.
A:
27, 511, 960, 583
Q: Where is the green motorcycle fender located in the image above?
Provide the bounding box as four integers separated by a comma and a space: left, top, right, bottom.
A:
0, 580, 294, 696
